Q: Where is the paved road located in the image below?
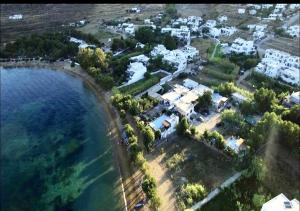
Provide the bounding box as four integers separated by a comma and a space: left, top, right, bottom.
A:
283, 12, 300, 28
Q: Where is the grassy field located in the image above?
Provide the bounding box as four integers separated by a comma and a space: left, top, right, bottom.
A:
161, 137, 236, 192
191, 38, 214, 60
119, 72, 166, 96
0, 4, 164, 44
260, 37, 300, 57
245, 71, 300, 93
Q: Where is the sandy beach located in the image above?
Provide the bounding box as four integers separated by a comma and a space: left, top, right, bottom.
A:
0, 60, 142, 211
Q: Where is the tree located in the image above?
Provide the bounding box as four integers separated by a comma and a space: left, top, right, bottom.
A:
195, 91, 212, 111
164, 34, 177, 50
111, 38, 126, 51
129, 142, 140, 161
144, 71, 151, 79
142, 175, 157, 199
202, 27, 210, 34
252, 194, 270, 209
245, 157, 267, 182
179, 183, 207, 206
221, 110, 245, 136
135, 27, 155, 44
216, 82, 235, 97
239, 100, 256, 116
254, 88, 277, 113
96, 74, 114, 90
143, 126, 156, 151
282, 105, 300, 125
177, 117, 190, 136
124, 124, 135, 137
190, 126, 197, 136
165, 4, 178, 19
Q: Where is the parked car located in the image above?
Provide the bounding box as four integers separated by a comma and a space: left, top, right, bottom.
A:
196, 116, 205, 122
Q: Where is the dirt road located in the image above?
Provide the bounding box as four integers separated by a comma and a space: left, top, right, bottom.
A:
195, 113, 221, 135
146, 152, 178, 211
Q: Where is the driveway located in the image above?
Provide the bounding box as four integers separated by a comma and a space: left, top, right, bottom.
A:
195, 112, 221, 135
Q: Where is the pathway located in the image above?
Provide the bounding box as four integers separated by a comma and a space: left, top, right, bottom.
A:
187, 172, 243, 211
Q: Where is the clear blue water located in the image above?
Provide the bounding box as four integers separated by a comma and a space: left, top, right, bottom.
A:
0, 67, 123, 211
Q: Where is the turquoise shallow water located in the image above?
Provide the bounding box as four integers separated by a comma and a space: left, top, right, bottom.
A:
0, 67, 123, 211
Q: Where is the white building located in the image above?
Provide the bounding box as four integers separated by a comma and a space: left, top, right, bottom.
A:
205, 19, 217, 28
209, 27, 221, 38
183, 78, 199, 89
238, 9, 246, 14
9, 14, 23, 20
130, 7, 140, 13
130, 54, 150, 65
144, 19, 152, 25
289, 91, 300, 105
218, 15, 228, 23
261, 193, 299, 211
181, 45, 199, 61
289, 4, 300, 10
124, 62, 147, 86
161, 83, 212, 118
69, 37, 96, 49
225, 137, 246, 154
150, 44, 199, 74
262, 4, 273, 9
231, 92, 248, 104
212, 93, 228, 112
249, 9, 257, 15
286, 25, 300, 38
255, 49, 300, 85
220, 27, 237, 36
227, 38, 256, 55
135, 42, 145, 49
171, 26, 191, 42
150, 44, 170, 57
149, 114, 179, 139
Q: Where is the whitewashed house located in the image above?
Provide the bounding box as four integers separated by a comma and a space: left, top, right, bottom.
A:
228, 38, 256, 55
238, 9, 246, 14
149, 114, 179, 139
209, 27, 221, 38
124, 62, 147, 86
9, 14, 23, 20
150, 44, 170, 57
231, 92, 248, 104
218, 15, 228, 23
261, 193, 299, 211
255, 49, 300, 85
286, 25, 300, 38
249, 9, 257, 15
130, 54, 150, 65
225, 137, 246, 154
161, 83, 213, 119
161, 27, 173, 34
135, 42, 145, 49
69, 37, 96, 49
212, 93, 228, 112
171, 26, 191, 42
262, 4, 273, 9
289, 4, 300, 10
205, 19, 217, 28
289, 91, 300, 105
183, 78, 199, 89
130, 7, 140, 13
220, 27, 237, 36
181, 45, 199, 61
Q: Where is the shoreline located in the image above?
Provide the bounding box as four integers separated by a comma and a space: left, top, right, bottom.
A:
0, 61, 133, 211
